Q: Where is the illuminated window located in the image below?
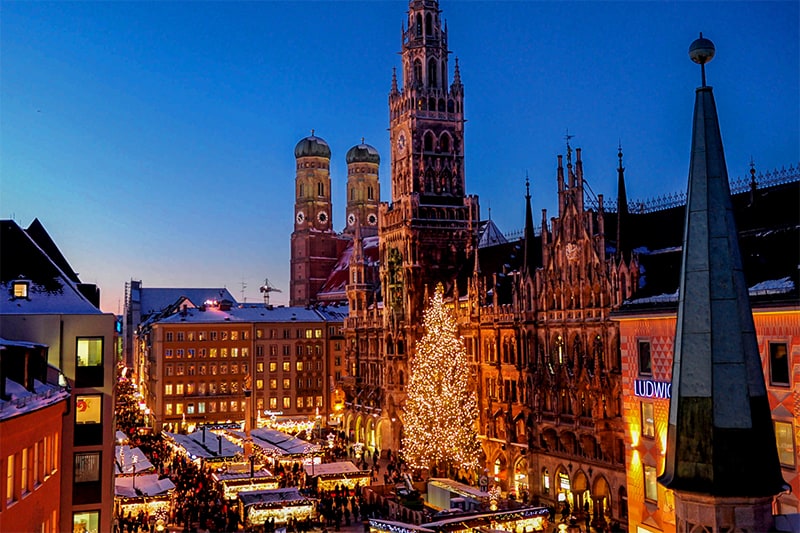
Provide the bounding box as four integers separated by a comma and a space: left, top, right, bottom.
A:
198, 383, 206, 395
209, 348, 217, 358
33, 442, 40, 487
221, 331, 228, 341
176, 349, 184, 358
283, 361, 290, 372
198, 402, 206, 414
209, 402, 217, 413
230, 364, 238, 375
775, 421, 796, 467
176, 364, 185, 376
316, 396, 323, 407
165, 384, 173, 395
176, 403, 184, 415
176, 384, 184, 395
270, 379, 278, 390
269, 397, 277, 409
7, 455, 15, 503
73, 511, 99, 533
186, 382, 195, 395
76, 338, 103, 387
638, 341, 652, 375
242, 347, 249, 357
305, 329, 313, 339
644, 465, 658, 502
770, 342, 790, 386
283, 397, 291, 409
188, 364, 195, 376
220, 401, 227, 412
187, 403, 195, 415
296, 361, 304, 372
199, 365, 206, 376
232, 348, 239, 358
296, 397, 303, 409
231, 331, 238, 341
283, 379, 290, 389
256, 379, 264, 390
306, 396, 313, 408
220, 364, 228, 375
188, 331, 195, 341
256, 329, 263, 339
221, 348, 228, 358
165, 349, 173, 358
12, 280, 29, 299
641, 402, 655, 438
270, 362, 277, 372
21, 447, 29, 494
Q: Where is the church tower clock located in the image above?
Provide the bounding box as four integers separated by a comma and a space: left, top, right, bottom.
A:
344, 140, 381, 237
290, 132, 340, 306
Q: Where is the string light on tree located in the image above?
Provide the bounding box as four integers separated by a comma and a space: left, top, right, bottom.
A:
401, 284, 481, 472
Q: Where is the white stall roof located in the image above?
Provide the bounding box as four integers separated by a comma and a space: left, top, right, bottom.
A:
115, 445, 154, 475
115, 473, 175, 498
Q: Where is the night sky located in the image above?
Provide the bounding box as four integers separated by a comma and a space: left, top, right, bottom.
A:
2, 1, 797, 313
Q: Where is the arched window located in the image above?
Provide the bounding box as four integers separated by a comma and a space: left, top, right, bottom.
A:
299, 184, 304, 198
398, 370, 405, 386
425, 13, 432, 35
317, 182, 324, 196
367, 186, 374, 200
542, 468, 550, 494
413, 59, 422, 84
438, 98, 445, 112
427, 58, 437, 88
350, 187, 355, 201
424, 132, 434, 152
440, 134, 450, 152
415, 14, 422, 37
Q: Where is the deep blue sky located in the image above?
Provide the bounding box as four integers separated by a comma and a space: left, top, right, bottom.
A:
2, 1, 797, 313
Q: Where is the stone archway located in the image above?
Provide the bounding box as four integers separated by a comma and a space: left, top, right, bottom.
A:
512, 457, 529, 502
591, 475, 611, 529
491, 453, 508, 491
572, 470, 592, 519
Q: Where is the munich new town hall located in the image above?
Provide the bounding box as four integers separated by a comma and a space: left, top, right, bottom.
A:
288, 1, 799, 529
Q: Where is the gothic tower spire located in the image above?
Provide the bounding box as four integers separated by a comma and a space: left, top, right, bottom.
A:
615, 143, 629, 261
659, 35, 786, 531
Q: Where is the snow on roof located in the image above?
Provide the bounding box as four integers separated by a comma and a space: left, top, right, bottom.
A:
0, 281, 103, 316
165, 429, 243, 460
156, 304, 328, 325
0, 377, 70, 421
236, 428, 319, 456
478, 220, 508, 248
138, 288, 237, 316
238, 487, 313, 506
304, 460, 361, 477
115, 445, 155, 475
115, 473, 175, 498
748, 276, 795, 295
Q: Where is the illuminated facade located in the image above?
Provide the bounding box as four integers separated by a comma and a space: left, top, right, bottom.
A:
1, 219, 117, 533
138, 301, 344, 432
615, 289, 799, 532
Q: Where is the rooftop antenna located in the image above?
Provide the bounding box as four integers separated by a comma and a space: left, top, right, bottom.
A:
240, 278, 247, 303
260, 278, 282, 306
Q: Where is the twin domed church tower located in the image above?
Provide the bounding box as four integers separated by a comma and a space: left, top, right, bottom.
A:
290, 135, 381, 306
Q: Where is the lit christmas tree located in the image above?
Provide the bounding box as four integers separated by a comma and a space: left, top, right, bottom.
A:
401, 284, 481, 472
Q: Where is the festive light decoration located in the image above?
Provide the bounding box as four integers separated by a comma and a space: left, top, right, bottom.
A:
401, 284, 481, 471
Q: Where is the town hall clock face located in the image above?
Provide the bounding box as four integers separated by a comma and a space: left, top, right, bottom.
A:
318, 211, 328, 224
367, 213, 377, 225
347, 213, 356, 226
296, 211, 305, 224
397, 133, 407, 153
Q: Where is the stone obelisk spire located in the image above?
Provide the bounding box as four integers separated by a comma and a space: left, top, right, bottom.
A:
658, 34, 787, 531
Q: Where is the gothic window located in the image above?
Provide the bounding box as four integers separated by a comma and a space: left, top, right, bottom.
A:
554, 335, 564, 364
594, 335, 604, 371
415, 14, 422, 37
398, 370, 405, 386
427, 58, 438, 88
440, 134, 450, 153
367, 186, 374, 200
441, 62, 447, 87
428, 97, 435, 110
414, 60, 422, 84
350, 187, 355, 201
317, 182, 324, 196
438, 98, 445, 112
424, 132, 434, 152
425, 13, 432, 35
299, 184, 304, 198
447, 99, 454, 113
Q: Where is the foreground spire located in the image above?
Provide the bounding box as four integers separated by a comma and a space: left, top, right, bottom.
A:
659, 34, 785, 529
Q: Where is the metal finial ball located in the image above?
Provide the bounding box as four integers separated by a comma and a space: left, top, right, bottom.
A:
689, 33, 715, 65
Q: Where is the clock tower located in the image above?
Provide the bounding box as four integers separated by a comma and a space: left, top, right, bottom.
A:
290, 132, 341, 306
344, 140, 381, 237
377, 0, 480, 445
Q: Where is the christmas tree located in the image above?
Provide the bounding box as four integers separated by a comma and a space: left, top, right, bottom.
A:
401, 284, 481, 472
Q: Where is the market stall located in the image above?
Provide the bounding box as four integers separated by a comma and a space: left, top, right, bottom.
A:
421, 507, 550, 533
303, 461, 371, 493
163, 428, 243, 466
237, 487, 318, 529
114, 473, 175, 518
213, 468, 279, 500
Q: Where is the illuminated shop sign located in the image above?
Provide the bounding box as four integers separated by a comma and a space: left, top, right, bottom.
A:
634, 379, 671, 399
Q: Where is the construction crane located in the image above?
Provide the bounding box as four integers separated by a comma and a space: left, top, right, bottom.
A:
259, 278, 282, 305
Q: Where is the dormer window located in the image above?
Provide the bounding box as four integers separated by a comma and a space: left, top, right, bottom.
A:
12, 279, 29, 299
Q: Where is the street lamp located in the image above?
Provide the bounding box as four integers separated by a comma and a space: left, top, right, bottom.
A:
132, 454, 138, 492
